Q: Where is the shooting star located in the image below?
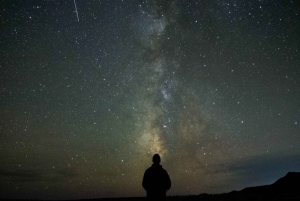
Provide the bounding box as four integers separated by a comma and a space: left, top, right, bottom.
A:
74, 0, 79, 22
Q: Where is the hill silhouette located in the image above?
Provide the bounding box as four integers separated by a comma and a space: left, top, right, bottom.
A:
192, 172, 300, 201
240, 172, 300, 195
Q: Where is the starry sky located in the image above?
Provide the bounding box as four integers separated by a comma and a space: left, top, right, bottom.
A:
1, 0, 300, 200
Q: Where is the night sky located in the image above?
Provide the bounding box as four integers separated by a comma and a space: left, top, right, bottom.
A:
1, 0, 300, 200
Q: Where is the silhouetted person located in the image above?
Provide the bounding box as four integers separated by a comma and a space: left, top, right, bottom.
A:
142, 154, 171, 199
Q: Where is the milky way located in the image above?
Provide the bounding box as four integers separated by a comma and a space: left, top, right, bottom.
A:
1, 0, 300, 200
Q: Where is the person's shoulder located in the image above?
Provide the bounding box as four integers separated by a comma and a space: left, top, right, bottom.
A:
145, 166, 153, 172
161, 167, 169, 174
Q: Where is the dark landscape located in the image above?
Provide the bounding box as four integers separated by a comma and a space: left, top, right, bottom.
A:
3, 172, 299, 201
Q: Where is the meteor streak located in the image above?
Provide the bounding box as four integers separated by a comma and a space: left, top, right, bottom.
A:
74, 0, 79, 22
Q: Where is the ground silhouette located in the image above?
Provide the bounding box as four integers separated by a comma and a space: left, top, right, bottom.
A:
5, 172, 300, 201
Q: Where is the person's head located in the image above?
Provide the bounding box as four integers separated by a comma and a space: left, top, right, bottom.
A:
152, 154, 161, 164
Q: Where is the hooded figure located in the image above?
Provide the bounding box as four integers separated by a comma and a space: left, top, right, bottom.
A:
142, 154, 171, 199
